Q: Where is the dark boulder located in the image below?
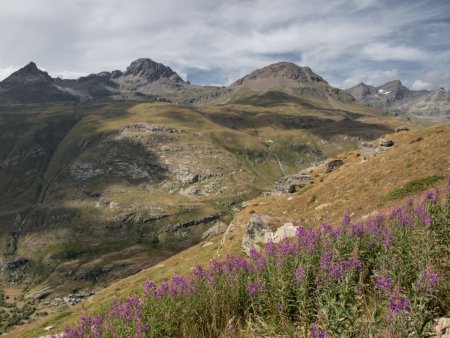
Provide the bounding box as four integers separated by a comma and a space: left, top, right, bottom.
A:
379, 140, 394, 147
6, 257, 29, 270
325, 159, 344, 173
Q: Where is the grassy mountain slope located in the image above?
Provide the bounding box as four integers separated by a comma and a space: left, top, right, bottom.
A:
8, 122, 449, 337
0, 92, 402, 325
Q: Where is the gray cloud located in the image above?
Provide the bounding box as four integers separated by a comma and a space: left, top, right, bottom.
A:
0, 0, 449, 90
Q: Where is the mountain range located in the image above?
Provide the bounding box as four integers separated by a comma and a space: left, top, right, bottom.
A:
346, 80, 450, 120
1, 58, 448, 120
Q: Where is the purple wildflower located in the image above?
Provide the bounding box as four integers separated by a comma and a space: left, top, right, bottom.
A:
249, 247, 260, 260
265, 241, 275, 256
342, 214, 351, 226
375, 274, 392, 293
351, 222, 364, 237
320, 252, 333, 269
388, 290, 411, 315
424, 188, 439, 203
246, 280, 265, 295
342, 257, 363, 273
417, 265, 439, 292
295, 266, 305, 284
144, 280, 156, 298
193, 265, 203, 278
255, 256, 267, 271
310, 325, 326, 338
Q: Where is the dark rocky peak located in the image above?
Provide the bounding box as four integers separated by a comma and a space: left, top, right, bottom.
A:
1, 61, 53, 86
123, 58, 184, 83
232, 62, 327, 86
378, 80, 410, 100
346, 82, 377, 99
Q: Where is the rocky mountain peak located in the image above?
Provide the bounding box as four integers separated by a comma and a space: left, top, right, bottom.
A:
123, 58, 184, 83
1, 61, 53, 85
347, 82, 376, 99
232, 62, 327, 87
379, 80, 410, 100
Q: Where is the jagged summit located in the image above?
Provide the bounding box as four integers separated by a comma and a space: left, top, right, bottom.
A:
1, 61, 53, 85
0, 61, 77, 103
122, 58, 184, 83
347, 80, 410, 101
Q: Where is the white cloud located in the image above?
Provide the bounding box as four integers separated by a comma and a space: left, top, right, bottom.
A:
341, 68, 399, 88
0, 0, 448, 89
361, 43, 428, 62
412, 79, 432, 90
0, 66, 20, 81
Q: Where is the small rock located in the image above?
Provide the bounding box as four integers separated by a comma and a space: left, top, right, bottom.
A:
379, 139, 394, 147
435, 318, 450, 337
242, 214, 274, 254
324, 159, 344, 173
34, 290, 51, 300
273, 223, 298, 243
315, 203, 331, 211
44, 326, 54, 331
394, 127, 409, 133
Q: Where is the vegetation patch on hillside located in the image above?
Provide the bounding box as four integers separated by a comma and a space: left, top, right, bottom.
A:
384, 175, 444, 202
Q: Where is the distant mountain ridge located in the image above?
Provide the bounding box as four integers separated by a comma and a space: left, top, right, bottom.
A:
0, 59, 356, 106
347, 80, 449, 120
0, 59, 448, 120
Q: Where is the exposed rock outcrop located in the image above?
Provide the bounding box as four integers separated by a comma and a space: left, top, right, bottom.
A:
272, 174, 311, 194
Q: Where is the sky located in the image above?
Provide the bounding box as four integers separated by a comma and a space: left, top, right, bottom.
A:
0, 0, 449, 90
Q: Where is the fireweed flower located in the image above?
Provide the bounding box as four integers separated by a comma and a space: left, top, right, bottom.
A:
295, 266, 305, 284
255, 256, 267, 271
375, 274, 392, 293
351, 222, 364, 237
320, 252, 333, 269
424, 189, 439, 203
413, 206, 433, 226
390, 208, 413, 228
265, 240, 275, 256
310, 325, 326, 338
322, 223, 342, 239
388, 289, 411, 316
144, 280, 156, 298
342, 214, 351, 226
246, 280, 265, 295
249, 247, 260, 260
342, 257, 363, 273
193, 265, 203, 278
417, 265, 439, 293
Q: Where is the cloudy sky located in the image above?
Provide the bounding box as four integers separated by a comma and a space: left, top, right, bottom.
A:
0, 0, 449, 90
